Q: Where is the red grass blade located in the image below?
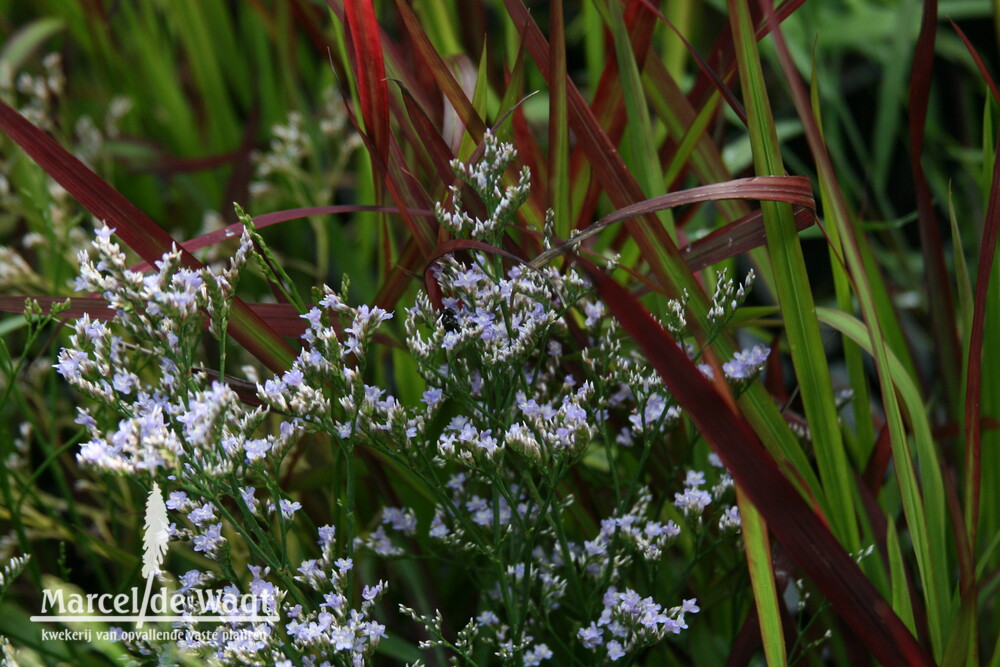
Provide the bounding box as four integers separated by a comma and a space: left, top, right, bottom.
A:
908, 0, 961, 412
530, 175, 814, 268
0, 99, 295, 372
130, 205, 433, 272
950, 4, 1000, 560
344, 0, 390, 173
949, 19, 1000, 107
580, 257, 934, 667
503, 0, 687, 297
964, 126, 1000, 547
393, 0, 487, 142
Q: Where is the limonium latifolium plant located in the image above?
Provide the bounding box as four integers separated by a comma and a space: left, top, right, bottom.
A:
54, 130, 769, 666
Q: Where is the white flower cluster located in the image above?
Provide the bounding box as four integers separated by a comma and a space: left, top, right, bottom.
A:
249, 88, 361, 202
722, 344, 769, 381
159, 526, 386, 665
257, 289, 402, 436
672, 459, 741, 532
435, 129, 531, 241
47, 130, 779, 664
400, 604, 555, 667
580, 488, 681, 574
68, 224, 249, 357
54, 225, 301, 480
0, 553, 30, 596
1, 52, 64, 131
285, 527, 388, 662
708, 268, 755, 322
504, 380, 596, 464
578, 587, 700, 661
407, 259, 587, 369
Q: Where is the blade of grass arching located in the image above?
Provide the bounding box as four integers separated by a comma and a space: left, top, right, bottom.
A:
601, 0, 676, 243
908, 0, 962, 415
503, 0, 824, 506
737, 489, 787, 667
950, 19, 1000, 107
583, 259, 934, 667
547, 0, 571, 241
0, 99, 295, 373
809, 72, 875, 466
529, 175, 815, 268
639, 40, 779, 293
729, 0, 860, 550
0, 16, 64, 71
762, 2, 950, 655
682, 205, 815, 272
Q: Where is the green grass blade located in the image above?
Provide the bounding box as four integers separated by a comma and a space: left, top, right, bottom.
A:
817, 307, 949, 658
738, 490, 787, 667
602, 0, 675, 242
886, 521, 917, 635
809, 72, 875, 466
728, 0, 859, 549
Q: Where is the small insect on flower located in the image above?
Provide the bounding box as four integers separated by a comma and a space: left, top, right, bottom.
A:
439, 307, 460, 333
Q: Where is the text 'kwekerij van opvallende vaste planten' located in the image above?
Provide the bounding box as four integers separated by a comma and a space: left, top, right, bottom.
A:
0, 2, 998, 666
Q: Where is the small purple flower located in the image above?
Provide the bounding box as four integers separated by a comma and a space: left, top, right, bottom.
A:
421, 387, 443, 408
187, 503, 215, 526
578, 623, 603, 649
165, 491, 190, 511
279, 499, 301, 520
317, 525, 337, 548
607, 640, 625, 661
192, 523, 225, 556
244, 438, 271, 462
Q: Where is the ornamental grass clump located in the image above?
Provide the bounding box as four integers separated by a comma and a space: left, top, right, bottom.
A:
45, 131, 769, 665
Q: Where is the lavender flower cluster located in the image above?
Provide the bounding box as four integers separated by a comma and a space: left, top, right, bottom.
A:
50, 130, 770, 665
